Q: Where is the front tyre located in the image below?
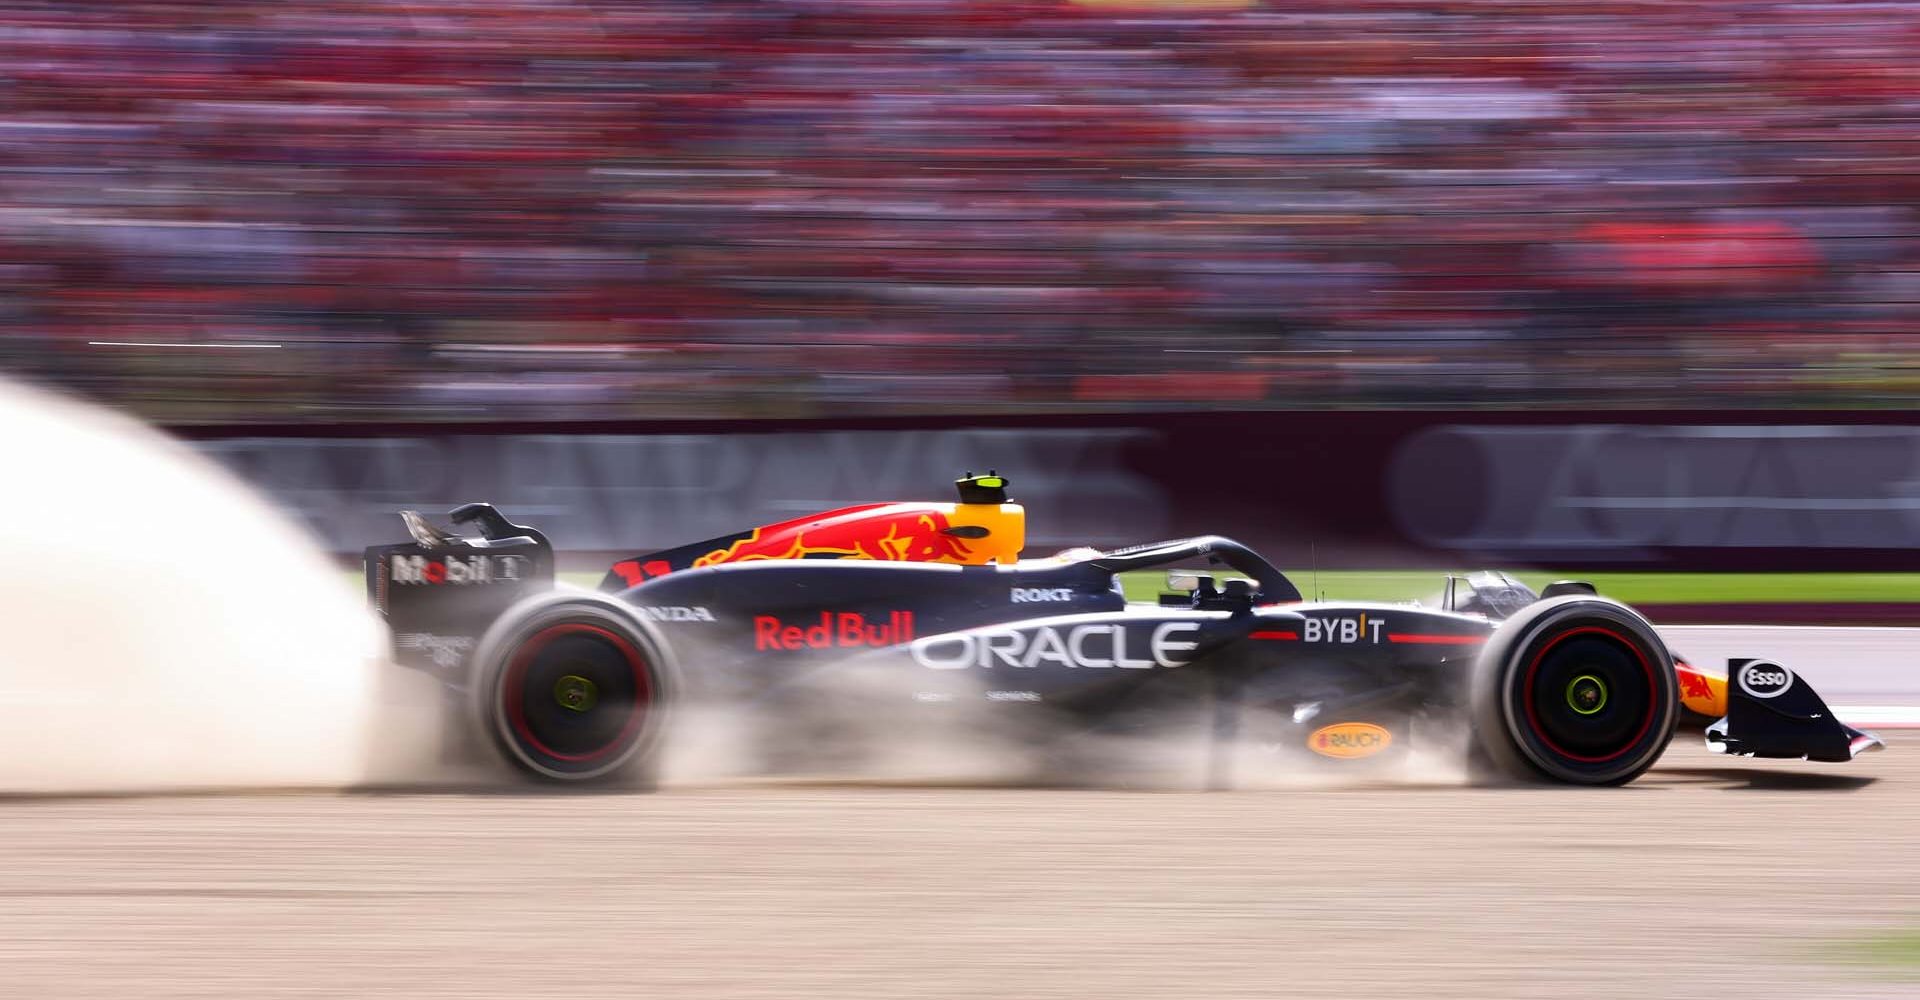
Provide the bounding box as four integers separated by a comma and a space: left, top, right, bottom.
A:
471, 594, 674, 785
1470, 597, 1678, 786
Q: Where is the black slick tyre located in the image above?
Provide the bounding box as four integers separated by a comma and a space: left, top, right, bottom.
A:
1469, 596, 1678, 786
470, 593, 675, 786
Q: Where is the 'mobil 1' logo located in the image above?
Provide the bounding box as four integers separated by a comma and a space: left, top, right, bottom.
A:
1737, 659, 1794, 700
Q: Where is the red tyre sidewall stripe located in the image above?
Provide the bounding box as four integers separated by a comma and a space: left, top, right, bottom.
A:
1519, 625, 1657, 765
503, 623, 653, 765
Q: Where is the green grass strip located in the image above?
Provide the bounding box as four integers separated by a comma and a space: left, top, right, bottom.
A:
1831, 927, 1920, 978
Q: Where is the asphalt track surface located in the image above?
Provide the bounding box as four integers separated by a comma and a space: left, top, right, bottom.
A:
4, 624, 1918, 999
0, 739, 1912, 1000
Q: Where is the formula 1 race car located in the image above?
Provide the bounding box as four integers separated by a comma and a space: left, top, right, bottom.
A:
365, 474, 1882, 787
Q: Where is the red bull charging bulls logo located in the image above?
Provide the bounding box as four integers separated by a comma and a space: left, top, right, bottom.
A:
602, 498, 1021, 591
696, 505, 973, 568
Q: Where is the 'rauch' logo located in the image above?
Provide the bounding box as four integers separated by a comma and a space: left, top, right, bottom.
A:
1308, 722, 1393, 759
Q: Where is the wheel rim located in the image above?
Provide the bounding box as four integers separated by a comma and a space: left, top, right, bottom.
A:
502, 623, 652, 767
1521, 626, 1656, 765
1565, 674, 1608, 716
554, 674, 600, 713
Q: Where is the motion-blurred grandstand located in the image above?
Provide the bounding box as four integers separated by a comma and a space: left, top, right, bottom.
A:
4, 0, 1918, 423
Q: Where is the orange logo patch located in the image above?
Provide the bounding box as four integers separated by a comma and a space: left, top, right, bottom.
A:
1308, 722, 1393, 759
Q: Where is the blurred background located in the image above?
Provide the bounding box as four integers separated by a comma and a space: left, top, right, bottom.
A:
6, 0, 1920, 596
4, 0, 1919, 424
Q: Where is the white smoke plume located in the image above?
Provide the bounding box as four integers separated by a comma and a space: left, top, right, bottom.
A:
0, 377, 442, 794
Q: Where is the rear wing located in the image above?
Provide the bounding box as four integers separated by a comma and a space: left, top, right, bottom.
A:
364, 504, 555, 677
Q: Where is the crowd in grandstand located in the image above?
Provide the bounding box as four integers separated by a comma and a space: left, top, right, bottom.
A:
3, 0, 1919, 421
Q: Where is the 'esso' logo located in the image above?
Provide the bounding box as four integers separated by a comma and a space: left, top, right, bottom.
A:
1738, 660, 1794, 699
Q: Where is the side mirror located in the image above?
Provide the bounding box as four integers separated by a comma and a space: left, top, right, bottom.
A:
1167, 572, 1215, 593
1160, 571, 1215, 608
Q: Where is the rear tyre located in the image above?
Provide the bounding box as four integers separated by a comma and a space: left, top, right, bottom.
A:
471, 594, 674, 786
1469, 597, 1677, 786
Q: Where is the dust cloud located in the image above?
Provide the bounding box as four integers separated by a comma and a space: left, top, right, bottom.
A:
654, 645, 1473, 791
0, 378, 442, 793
